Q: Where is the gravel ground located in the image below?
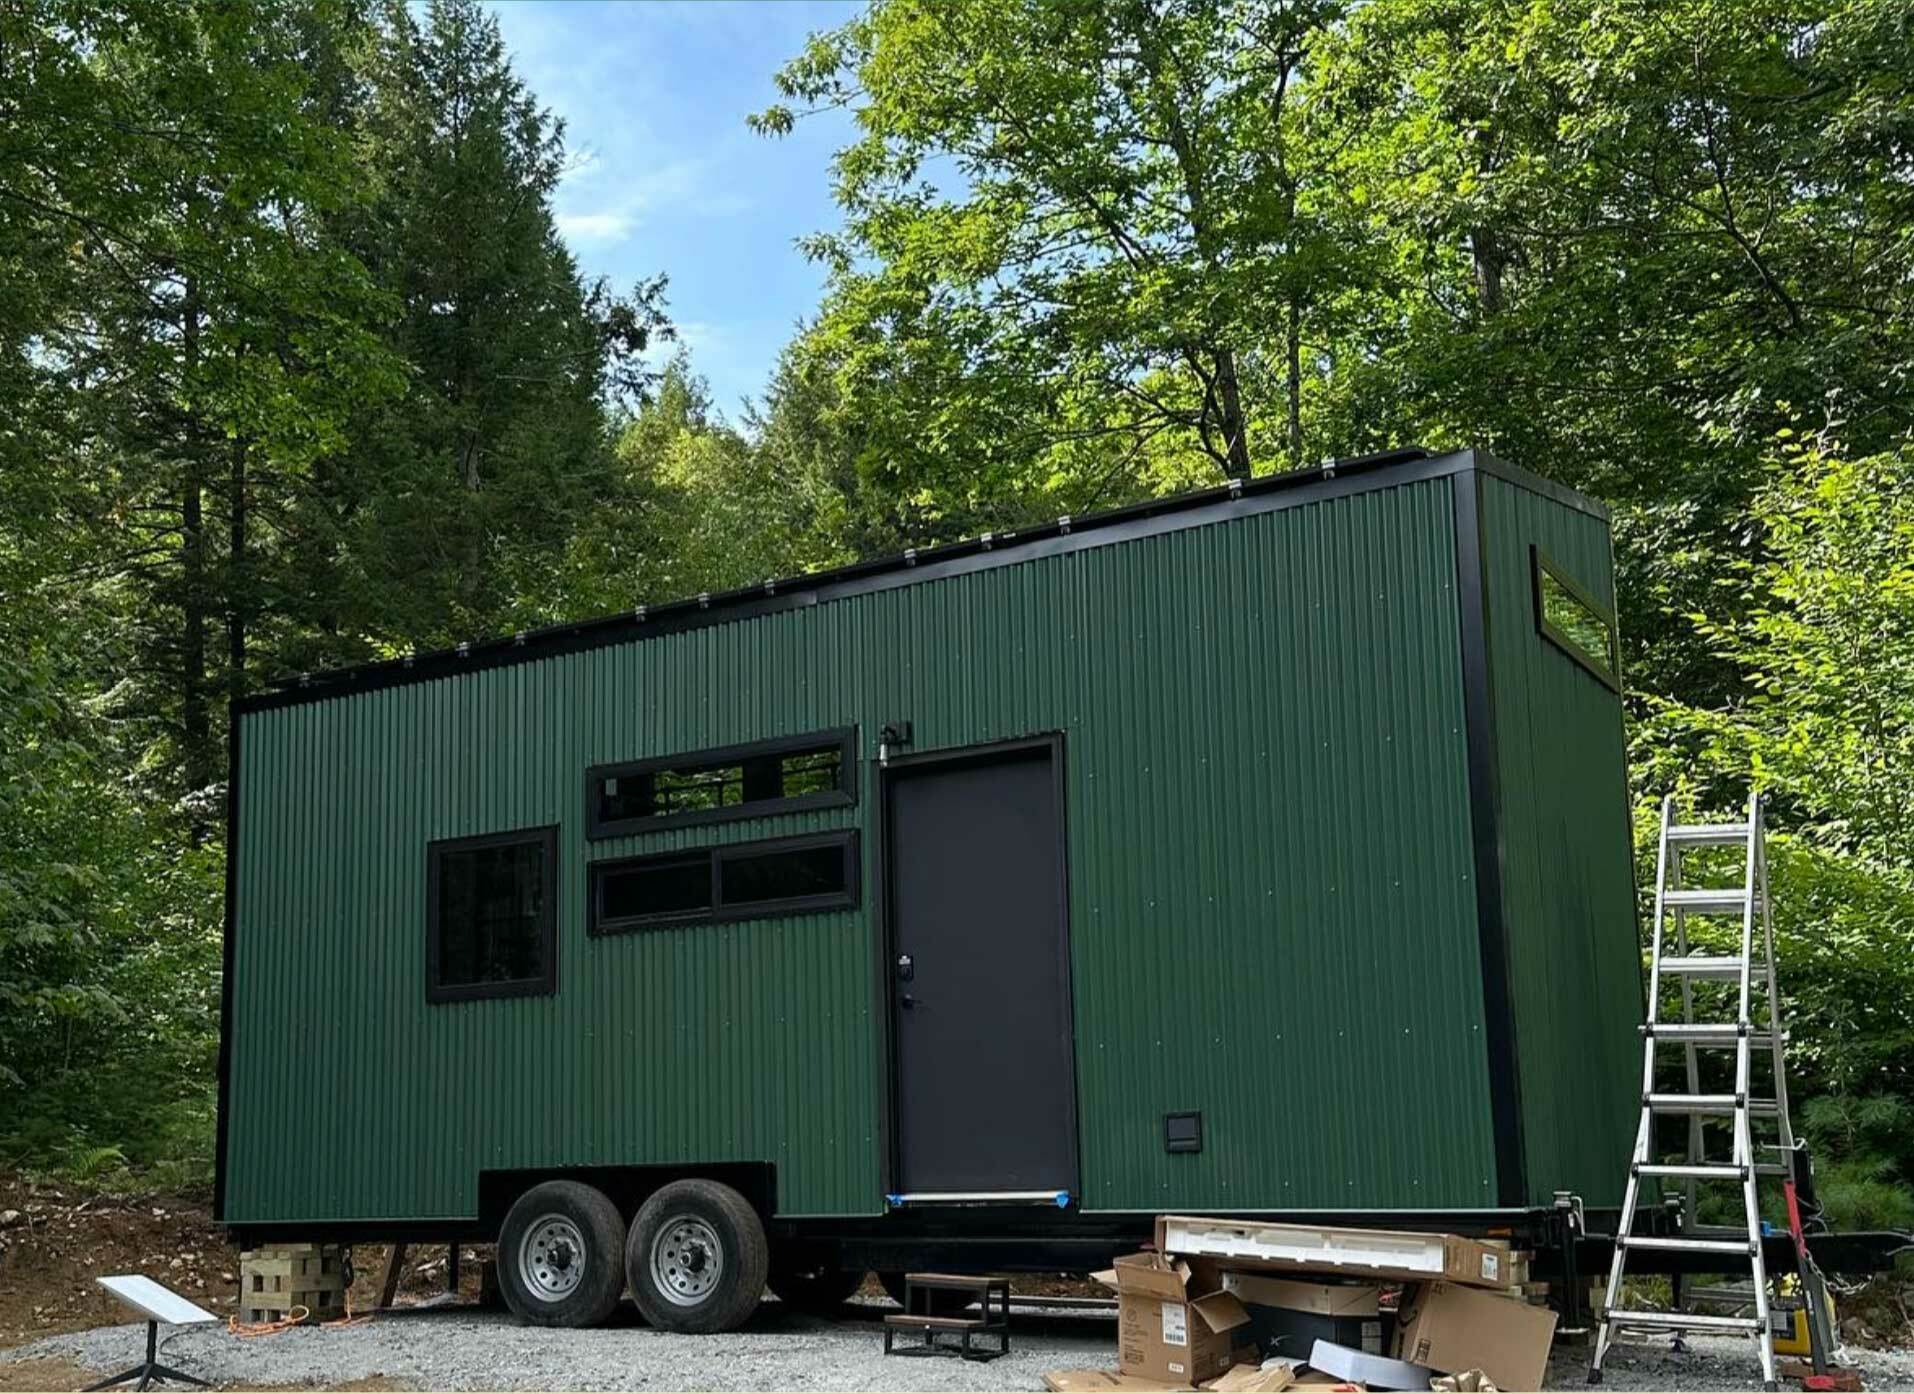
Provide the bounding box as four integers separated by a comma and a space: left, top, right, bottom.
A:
4, 1300, 1911, 1391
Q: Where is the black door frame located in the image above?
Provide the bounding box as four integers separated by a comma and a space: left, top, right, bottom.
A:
870, 731, 1081, 1201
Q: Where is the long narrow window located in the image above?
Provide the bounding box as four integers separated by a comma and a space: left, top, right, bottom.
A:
590, 832, 859, 934
1532, 547, 1620, 690
586, 729, 855, 838
427, 827, 558, 1003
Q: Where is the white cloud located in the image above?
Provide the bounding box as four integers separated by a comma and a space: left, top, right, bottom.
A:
552, 157, 751, 248
556, 209, 634, 243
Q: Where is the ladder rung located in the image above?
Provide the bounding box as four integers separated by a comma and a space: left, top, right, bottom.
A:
1618, 1234, 1756, 1255
1636, 1162, 1747, 1180
1641, 1022, 1786, 1045
1667, 823, 1753, 847
1604, 1308, 1763, 1332
1687, 1284, 1757, 1303
1643, 1093, 1780, 1116
1754, 1162, 1794, 1177
1656, 954, 1749, 979
1663, 888, 1758, 914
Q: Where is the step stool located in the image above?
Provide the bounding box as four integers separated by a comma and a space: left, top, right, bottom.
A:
882, 1272, 1011, 1362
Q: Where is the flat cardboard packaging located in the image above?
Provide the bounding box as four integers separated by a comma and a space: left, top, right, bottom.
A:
1103, 1253, 1255, 1387
1158, 1216, 1511, 1290
1393, 1281, 1559, 1393
1043, 1370, 1196, 1392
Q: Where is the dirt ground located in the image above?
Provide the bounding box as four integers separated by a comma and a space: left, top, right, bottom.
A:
0, 1172, 478, 1352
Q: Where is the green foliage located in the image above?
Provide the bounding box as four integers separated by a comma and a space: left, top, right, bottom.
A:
1631, 441, 1914, 1229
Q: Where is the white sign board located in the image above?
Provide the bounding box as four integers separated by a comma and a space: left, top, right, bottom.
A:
96, 1275, 219, 1327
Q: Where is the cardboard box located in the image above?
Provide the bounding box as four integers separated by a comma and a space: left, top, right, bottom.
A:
1043, 1370, 1195, 1392
1103, 1253, 1255, 1386
1159, 1215, 1512, 1290
1221, 1273, 1391, 1358
1393, 1281, 1558, 1393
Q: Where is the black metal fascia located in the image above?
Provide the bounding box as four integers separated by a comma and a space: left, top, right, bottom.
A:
1451, 465, 1531, 1209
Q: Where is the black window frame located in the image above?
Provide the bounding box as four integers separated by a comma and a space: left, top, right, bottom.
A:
1531, 546, 1620, 692
425, 825, 560, 1005
584, 728, 857, 839
589, 830, 860, 935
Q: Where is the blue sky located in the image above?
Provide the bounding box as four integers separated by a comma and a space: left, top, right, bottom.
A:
485, 1, 861, 421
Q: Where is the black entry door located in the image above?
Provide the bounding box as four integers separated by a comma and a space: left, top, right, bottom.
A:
885, 740, 1078, 1196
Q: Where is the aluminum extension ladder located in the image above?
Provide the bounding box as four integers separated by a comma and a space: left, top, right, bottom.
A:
1589, 792, 1801, 1390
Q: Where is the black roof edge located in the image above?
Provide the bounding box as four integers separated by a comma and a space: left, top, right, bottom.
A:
239, 445, 1606, 715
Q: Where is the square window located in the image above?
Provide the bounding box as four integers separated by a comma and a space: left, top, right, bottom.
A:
427, 827, 557, 1003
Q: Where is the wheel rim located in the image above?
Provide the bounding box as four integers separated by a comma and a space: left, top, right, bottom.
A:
518, 1214, 588, 1302
650, 1214, 724, 1306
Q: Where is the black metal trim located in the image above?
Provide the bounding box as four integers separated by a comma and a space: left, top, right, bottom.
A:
1531, 546, 1622, 692
587, 830, 860, 934
875, 732, 1081, 1201
584, 728, 856, 839
214, 703, 240, 1223
1451, 467, 1529, 1207
424, 825, 561, 1005
236, 449, 1606, 714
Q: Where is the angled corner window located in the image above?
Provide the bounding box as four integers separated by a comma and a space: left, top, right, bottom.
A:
586, 729, 856, 838
427, 827, 558, 1004
1532, 547, 1620, 691
590, 831, 859, 935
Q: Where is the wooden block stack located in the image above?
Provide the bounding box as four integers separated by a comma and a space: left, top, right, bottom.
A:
238, 1244, 348, 1324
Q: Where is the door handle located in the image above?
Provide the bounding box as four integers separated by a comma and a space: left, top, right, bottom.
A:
900, 993, 918, 1009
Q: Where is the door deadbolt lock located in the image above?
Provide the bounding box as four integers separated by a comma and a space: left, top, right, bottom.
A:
895, 953, 913, 981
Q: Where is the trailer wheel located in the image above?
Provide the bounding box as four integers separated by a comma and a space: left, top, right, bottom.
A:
768, 1261, 865, 1314
625, 1178, 769, 1333
497, 1180, 627, 1328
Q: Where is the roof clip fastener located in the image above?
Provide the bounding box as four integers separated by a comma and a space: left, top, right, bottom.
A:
298, 671, 311, 687
513, 631, 526, 646
1058, 514, 1072, 534
698, 592, 711, 609
1322, 462, 1338, 480
904, 547, 918, 566
456, 642, 470, 657
1228, 477, 1245, 498
402, 654, 415, 668
763, 578, 776, 595
635, 605, 648, 622
980, 531, 994, 550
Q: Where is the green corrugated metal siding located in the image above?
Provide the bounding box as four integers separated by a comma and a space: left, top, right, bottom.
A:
227, 476, 1500, 1225
1478, 476, 1642, 1206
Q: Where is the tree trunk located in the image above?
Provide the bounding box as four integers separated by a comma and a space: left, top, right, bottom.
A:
228, 434, 248, 702
1286, 292, 1304, 468
1211, 346, 1254, 478
1472, 226, 1505, 316
179, 276, 211, 840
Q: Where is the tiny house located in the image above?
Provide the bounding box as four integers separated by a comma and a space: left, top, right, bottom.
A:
218, 447, 1644, 1330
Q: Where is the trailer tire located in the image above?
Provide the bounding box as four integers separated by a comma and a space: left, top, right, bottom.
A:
768, 1262, 864, 1314
497, 1180, 627, 1328
625, 1178, 769, 1333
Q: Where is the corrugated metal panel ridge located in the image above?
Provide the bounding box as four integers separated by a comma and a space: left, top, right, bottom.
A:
227, 475, 1500, 1225
1479, 477, 1641, 1206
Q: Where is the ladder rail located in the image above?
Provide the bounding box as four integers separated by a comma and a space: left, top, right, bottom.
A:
1590, 792, 1782, 1391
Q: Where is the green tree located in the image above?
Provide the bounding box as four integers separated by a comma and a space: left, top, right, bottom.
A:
277, 0, 671, 665
756, 0, 1351, 529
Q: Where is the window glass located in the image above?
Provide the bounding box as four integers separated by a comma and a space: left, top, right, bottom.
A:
1535, 551, 1619, 687
590, 732, 852, 835
599, 853, 711, 922
591, 833, 857, 934
430, 831, 554, 999
719, 841, 849, 906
